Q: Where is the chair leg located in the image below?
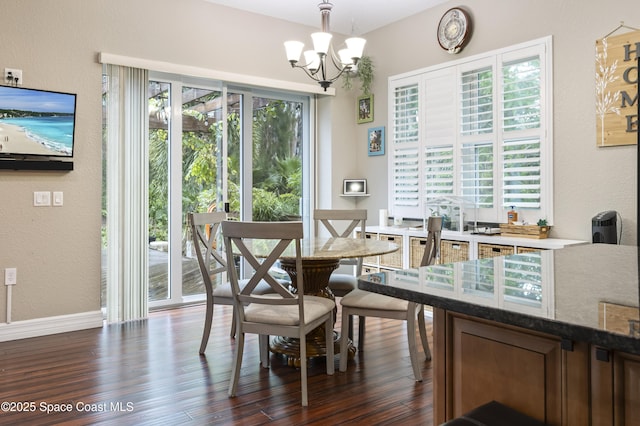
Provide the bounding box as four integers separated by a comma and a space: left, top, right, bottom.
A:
230, 306, 237, 338
325, 315, 335, 375
406, 303, 423, 382
417, 305, 431, 361
228, 332, 245, 397
300, 333, 308, 406
258, 335, 270, 367
199, 298, 214, 355
347, 314, 354, 340
339, 307, 351, 372
357, 316, 366, 350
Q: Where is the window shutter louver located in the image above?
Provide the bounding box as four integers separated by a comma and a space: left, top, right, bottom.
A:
501, 54, 543, 209
391, 82, 421, 214
424, 70, 456, 202
460, 142, 494, 208
502, 56, 541, 132
461, 67, 493, 136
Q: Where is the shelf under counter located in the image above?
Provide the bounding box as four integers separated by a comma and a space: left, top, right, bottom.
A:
358, 225, 587, 269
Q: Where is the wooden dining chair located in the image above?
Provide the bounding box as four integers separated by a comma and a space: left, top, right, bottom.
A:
188, 212, 275, 354
222, 220, 335, 407
338, 216, 443, 381
313, 209, 367, 339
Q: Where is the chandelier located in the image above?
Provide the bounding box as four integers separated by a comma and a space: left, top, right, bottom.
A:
284, 1, 366, 91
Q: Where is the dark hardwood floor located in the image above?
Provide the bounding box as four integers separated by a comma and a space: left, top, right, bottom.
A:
0, 303, 434, 425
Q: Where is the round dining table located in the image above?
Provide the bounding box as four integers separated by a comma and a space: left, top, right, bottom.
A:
265, 236, 399, 366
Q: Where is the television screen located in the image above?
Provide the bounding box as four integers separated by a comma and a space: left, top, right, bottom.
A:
343, 179, 367, 195
0, 85, 77, 158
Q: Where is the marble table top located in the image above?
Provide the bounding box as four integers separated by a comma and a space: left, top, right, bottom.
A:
247, 236, 398, 261
358, 243, 640, 355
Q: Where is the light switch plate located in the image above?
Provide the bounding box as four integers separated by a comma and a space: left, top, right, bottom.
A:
34, 191, 51, 206
53, 191, 63, 206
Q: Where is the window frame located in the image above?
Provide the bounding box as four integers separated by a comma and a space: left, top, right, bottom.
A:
388, 36, 553, 225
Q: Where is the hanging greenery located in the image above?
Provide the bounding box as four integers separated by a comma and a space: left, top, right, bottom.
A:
342, 55, 374, 95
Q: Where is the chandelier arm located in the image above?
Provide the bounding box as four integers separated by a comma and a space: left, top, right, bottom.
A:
291, 62, 322, 82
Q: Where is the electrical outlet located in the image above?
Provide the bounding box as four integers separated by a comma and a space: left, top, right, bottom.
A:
4, 68, 23, 85
5, 268, 17, 285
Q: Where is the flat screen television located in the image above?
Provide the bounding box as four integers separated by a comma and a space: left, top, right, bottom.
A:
0, 85, 77, 158
343, 179, 367, 195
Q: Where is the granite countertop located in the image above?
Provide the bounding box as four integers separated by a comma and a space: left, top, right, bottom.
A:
358, 244, 640, 355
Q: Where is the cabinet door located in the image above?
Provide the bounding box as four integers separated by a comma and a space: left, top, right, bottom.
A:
592, 348, 640, 425
446, 314, 562, 424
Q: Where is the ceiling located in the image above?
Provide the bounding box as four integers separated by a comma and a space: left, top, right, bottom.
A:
203, 0, 448, 35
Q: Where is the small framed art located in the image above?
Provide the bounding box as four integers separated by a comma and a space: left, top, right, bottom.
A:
357, 94, 374, 124
368, 126, 385, 156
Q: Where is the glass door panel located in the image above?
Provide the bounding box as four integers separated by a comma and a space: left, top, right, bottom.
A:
250, 96, 303, 222
180, 87, 223, 297
148, 81, 171, 302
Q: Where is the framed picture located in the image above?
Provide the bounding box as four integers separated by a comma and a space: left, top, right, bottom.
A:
368, 126, 385, 156
357, 94, 374, 124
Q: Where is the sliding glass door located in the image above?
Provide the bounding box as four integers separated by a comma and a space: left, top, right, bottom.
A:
146, 76, 310, 307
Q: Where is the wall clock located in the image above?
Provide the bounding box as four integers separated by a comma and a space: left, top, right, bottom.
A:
437, 7, 471, 54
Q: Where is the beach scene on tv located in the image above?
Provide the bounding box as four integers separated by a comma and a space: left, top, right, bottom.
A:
0, 86, 76, 157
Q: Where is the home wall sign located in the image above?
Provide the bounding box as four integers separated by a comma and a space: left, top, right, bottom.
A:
595, 28, 640, 147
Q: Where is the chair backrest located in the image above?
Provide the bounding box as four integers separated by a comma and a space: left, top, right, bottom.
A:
189, 212, 228, 294
313, 209, 367, 272
420, 216, 443, 267
221, 221, 305, 322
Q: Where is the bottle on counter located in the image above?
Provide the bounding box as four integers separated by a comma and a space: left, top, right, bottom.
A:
507, 206, 518, 224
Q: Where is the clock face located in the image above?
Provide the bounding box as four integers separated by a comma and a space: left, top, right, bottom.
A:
437, 8, 470, 54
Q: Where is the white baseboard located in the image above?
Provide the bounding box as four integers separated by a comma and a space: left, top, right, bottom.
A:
0, 311, 104, 342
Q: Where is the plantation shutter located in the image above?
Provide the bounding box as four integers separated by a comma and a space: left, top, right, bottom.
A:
390, 78, 421, 217
424, 70, 456, 202
388, 38, 551, 224
459, 64, 494, 208
460, 142, 494, 208
501, 52, 543, 209
460, 66, 493, 136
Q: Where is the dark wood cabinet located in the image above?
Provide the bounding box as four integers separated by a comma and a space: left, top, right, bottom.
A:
434, 309, 636, 425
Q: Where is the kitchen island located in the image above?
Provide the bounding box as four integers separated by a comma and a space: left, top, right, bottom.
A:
357, 243, 640, 425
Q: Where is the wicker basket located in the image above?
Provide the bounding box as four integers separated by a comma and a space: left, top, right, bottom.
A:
357, 231, 380, 264
516, 246, 543, 254
478, 243, 515, 259
409, 236, 428, 268
439, 240, 469, 264
499, 224, 550, 239
379, 234, 403, 268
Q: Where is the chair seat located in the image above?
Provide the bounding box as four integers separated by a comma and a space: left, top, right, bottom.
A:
212, 279, 276, 298
245, 295, 335, 325
339, 288, 409, 311
328, 273, 357, 293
